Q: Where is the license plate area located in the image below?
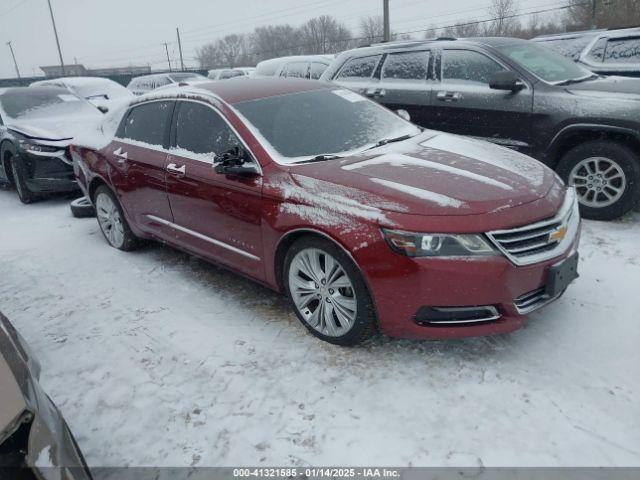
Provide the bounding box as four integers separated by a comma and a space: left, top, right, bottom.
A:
545, 252, 579, 297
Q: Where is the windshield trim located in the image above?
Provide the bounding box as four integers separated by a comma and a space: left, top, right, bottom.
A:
229, 88, 420, 165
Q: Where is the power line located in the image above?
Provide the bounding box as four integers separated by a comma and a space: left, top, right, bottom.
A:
0, 0, 30, 17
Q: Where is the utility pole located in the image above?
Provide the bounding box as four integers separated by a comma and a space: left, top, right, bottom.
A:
46, 0, 65, 75
383, 0, 391, 42
6, 41, 20, 78
176, 28, 185, 71
591, 0, 597, 29
162, 42, 172, 71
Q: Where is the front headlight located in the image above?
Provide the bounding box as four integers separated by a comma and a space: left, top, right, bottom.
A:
382, 229, 497, 257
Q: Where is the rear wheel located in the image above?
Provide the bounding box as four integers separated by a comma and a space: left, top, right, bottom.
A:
94, 186, 139, 251
557, 140, 640, 221
284, 236, 376, 346
10, 158, 35, 204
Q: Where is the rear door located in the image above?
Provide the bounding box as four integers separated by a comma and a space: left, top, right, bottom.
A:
165, 100, 264, 278
108, 100, 175, 238
430, 48, 534, 154
375, 49, 434, 127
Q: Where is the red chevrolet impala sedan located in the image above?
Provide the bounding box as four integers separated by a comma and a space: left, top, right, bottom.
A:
70, 78, 580, 345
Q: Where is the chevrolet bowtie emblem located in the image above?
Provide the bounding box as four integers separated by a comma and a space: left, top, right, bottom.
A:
550, 226, 567, 242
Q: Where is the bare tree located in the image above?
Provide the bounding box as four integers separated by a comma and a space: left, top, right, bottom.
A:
299, 15, 352, 54
251, 24, 302, 61
443, 20, 482, 38
484, 0, 518, 36
359, 15, 385, 45
564, 0, 640, 31
196, 42, 224, 68
217, 34, 248, 67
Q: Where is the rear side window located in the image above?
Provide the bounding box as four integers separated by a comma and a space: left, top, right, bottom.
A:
174, 102, 240, 159
604, 37, 640, 64
220, 70, 244, 79
120, 101, 173, 146
310, 62, 328, 79
282, 62, 309, 78
336, 55, 382, 80
381, 51, 430, 80
442, 50, 503, 85
154, 76, 171, 88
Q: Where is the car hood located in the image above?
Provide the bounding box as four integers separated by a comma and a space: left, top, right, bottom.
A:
283, 131, 559, 218
7, 114, 102, 143
565, 75, 640, 100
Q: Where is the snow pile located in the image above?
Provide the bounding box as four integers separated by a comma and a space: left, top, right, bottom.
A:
273, 173, 406, 228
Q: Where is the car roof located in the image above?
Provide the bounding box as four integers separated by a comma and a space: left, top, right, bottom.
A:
143, 77, 332, 105
534, 26, 640, 41
349, 36, 528, 56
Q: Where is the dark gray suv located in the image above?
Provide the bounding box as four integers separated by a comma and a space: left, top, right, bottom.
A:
321, 37, 640, 220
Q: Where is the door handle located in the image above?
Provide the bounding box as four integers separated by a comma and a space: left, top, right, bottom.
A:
436, 91, 461, 102
363, 88, 386, 98
166, 163, 186, 175
113, 147, 128, 164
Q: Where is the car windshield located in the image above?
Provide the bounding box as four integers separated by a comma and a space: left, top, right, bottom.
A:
0, 88, 99, 121
538, 35, 594, 60
496, 42, 593, 83
169, 72, 205, 82
234, 88, 420, 162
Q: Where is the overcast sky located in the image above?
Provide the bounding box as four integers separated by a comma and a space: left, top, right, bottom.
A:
0, 0, 556, 79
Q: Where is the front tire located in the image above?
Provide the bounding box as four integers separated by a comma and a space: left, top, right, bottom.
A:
284, 236, 376, 346
94, 185, 139, 251
10, 158, 35, 204
557, 140, 640, 221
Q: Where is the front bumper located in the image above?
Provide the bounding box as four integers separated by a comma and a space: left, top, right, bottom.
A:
362, 232, 580, 340
19, 152, 78, 194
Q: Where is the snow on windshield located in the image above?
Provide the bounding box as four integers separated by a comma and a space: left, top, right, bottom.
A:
62, 77, 132, 99
0, 88, 98, 121
233, 88, 420, 163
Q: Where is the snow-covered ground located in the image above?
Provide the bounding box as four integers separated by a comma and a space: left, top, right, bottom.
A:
0, 190, 638, 467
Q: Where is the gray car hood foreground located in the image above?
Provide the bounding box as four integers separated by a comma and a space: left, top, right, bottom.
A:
0, 312, 92, 480
7, 114, 103, 144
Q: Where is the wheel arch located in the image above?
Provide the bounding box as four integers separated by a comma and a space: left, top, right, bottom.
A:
87, 175, 110, 202
0, 140, 17, 184
548, 124, 640, 168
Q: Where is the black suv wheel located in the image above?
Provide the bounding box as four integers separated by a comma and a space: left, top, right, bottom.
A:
557, 140, 640, 221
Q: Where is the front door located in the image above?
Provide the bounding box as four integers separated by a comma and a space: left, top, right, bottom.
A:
165, 100, 264, 279
108, 100, 175, 238
430, 48, 534, 155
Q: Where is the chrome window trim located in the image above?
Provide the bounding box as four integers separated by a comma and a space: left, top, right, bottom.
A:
487, 188, 580, 267
147, 214, 260, 261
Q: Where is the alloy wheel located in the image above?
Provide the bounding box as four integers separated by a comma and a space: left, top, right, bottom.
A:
568, 156, 626, 208
288, 248, 357, 337
96, 192, 125, 248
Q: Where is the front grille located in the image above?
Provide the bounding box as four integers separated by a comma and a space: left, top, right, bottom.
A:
487, 189, 580, 266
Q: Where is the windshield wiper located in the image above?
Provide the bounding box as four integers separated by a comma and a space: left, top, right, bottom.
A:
366, 133, 414, 150
294, 154, 343, 164
554, 74, 598, 86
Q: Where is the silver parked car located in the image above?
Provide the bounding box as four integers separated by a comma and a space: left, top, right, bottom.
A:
533, 27, 640, 78
127, 72, 207, 95
254, 55, 334, 79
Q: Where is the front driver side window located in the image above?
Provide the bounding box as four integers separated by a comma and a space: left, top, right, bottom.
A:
442, 50, 504, 85
174, 102, 241, 160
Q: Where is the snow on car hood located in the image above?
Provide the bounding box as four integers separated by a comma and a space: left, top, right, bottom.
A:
7, 113, 103, 143
285, 132, 559, 218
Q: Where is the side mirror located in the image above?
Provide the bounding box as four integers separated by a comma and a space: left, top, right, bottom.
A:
97, 105, 109, 114
214, 146, 258, 175
489, 70, 525, 92
396, 109, 411, 122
